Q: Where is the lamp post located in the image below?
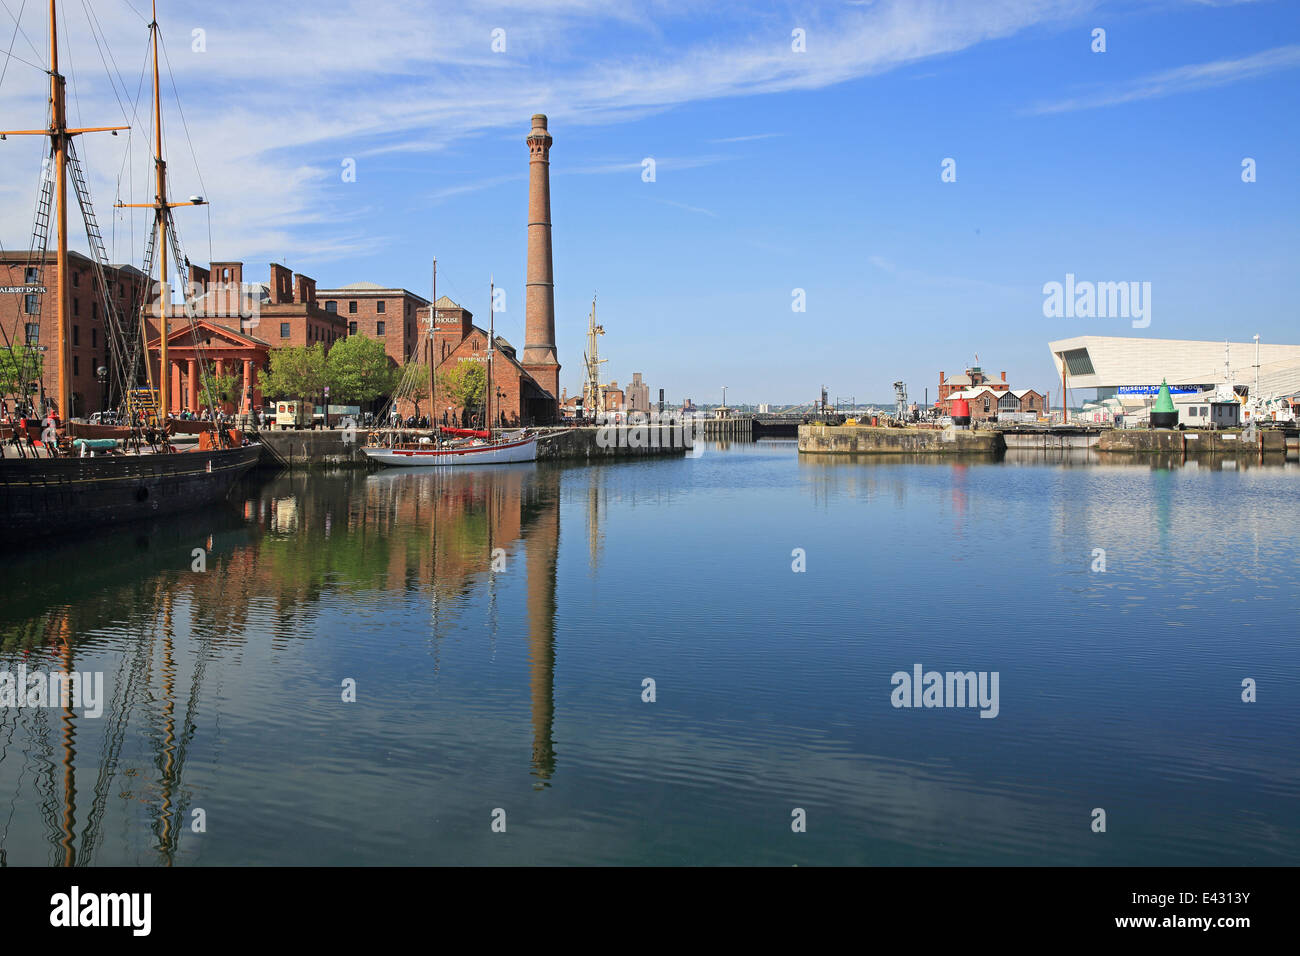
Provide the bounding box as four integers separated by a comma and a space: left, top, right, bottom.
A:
96, 365, 108, 417
1253, 334, 1260, 399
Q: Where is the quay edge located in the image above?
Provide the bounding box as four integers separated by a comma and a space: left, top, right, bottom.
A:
797, 424, 1004, 455
1095, 428, 1289, 454
255, 425, 689, 470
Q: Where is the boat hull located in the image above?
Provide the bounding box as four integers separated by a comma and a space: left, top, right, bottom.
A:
363, 436, 538, 466
0, 444, 263, 544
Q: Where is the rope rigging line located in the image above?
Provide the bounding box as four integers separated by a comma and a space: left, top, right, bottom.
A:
0, 0, 44, 78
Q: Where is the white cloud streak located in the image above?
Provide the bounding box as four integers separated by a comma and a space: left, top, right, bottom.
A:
1026, 43, 1300, 114
0, 0, 1087, 269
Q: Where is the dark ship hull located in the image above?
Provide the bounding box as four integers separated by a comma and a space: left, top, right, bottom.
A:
0, 444, 262, 543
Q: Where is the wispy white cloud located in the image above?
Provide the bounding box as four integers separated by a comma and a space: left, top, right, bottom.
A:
655, 198, 717, 217
0, 0, 1088, 268
1026, 44, 1300, 114
708, 132, 785, 143
429, 173, 526, 203
565, 154, 730, 176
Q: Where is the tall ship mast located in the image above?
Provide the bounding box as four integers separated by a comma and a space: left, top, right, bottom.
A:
0, 0, 260, 540
582, 294, 605, 421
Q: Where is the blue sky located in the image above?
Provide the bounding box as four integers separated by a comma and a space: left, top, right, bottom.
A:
1, 0, 1297, 404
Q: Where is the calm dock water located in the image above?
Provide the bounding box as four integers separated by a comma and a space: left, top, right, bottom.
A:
1, 441, 1296, 865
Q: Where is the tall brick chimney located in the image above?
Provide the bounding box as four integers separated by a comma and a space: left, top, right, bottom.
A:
269, 263, 292, 305
522, 114, 559, 410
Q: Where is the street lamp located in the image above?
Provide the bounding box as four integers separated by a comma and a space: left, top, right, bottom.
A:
1253, 333, 1260, 399
96, 365, 108, 417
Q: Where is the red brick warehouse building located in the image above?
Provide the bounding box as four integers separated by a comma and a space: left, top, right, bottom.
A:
1, 251, 149, 417
314, 281, 430, 366
937, 363, 1048, 422
403, 295, 554, 426
146, 260, 345, 413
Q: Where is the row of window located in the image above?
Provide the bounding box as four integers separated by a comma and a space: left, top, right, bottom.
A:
281, 322, 347, 343
324, 300, 386, 315
279, 320, 390, 337
322, 300, 414, 317
982, 396, 1037, 411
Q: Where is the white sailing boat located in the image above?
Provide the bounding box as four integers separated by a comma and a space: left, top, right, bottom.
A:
364, 268, 539, 466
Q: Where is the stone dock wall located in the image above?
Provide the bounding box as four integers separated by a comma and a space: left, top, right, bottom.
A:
256, 425, 688, 470
797, 424, 1004, 455
1096, 429, 1286, 455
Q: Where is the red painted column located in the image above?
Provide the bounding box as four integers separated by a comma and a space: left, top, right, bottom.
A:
242, 358, 253, 413
187, 358, 198, 412
170, 361, 182, 413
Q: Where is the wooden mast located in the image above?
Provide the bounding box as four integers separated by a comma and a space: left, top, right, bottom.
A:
436, 257, 441, 429
488, 274, 494, 435
115, 1, 207, 422
152, 1, 169, 418
0, 5, 128, 421
50, 0, 69, 420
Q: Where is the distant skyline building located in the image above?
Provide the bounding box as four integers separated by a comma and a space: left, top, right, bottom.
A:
626, 372, 649, 413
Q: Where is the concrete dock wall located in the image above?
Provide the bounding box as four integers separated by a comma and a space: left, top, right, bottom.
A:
258, 429, 369, 469
255, 425, 688, 469
1097, 429, 1286, 455
1002, 429, 1101, 450
798, 424, 1004, 455
537, 425, 689, 461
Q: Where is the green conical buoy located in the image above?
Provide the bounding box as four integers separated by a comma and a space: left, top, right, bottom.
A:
1150, 378, 1178, 428
1153, 379, 1175, 414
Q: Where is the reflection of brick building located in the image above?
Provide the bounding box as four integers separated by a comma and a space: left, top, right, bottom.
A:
0, 251, 149, 416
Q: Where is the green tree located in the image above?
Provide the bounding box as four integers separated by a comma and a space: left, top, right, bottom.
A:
0, 345, 43, 404
440, 360, 485, 415
398, 361, 431, 418
262, 344, 327, 403
326, 334, 396, 404
198, 361, 241, 410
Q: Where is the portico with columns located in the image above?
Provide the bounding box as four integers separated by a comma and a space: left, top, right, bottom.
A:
148, 319, 270, 414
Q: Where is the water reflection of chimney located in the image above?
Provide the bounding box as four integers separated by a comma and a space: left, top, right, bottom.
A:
526, 470, 560, 786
